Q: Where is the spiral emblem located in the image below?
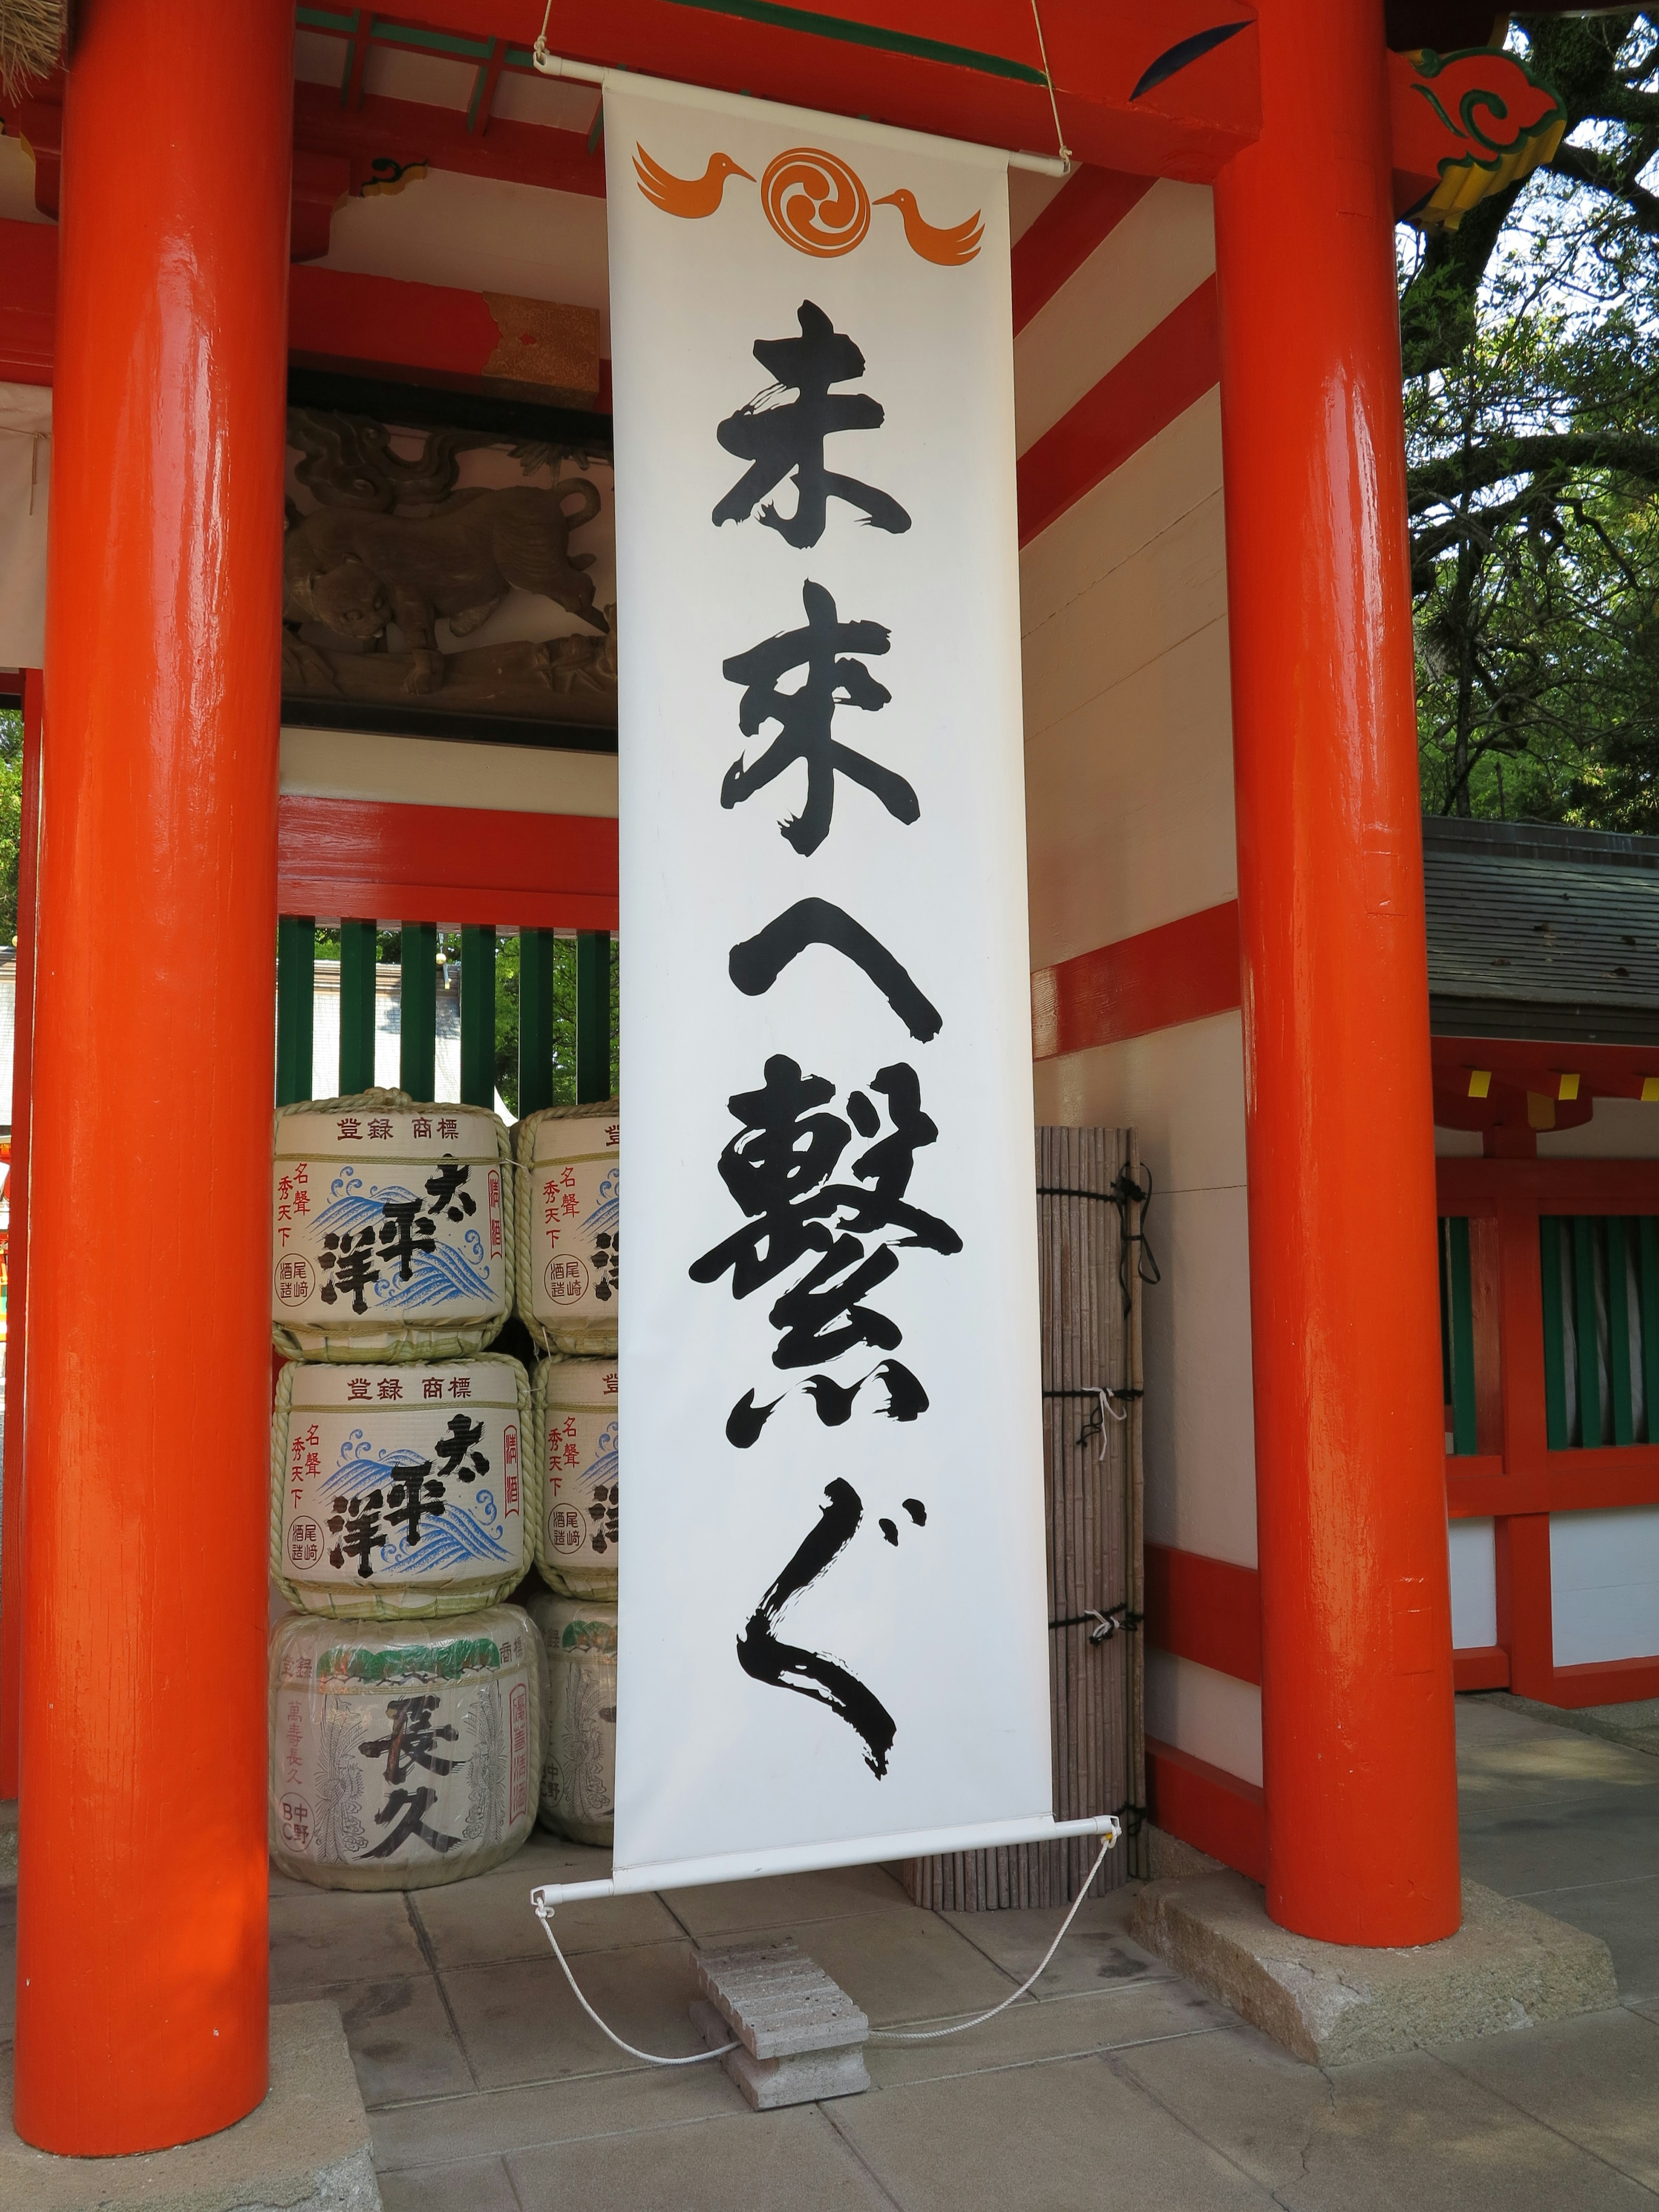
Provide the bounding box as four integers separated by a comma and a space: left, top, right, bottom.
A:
760, 147, 871, 257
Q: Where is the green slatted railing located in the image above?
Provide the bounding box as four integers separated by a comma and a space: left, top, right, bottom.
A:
1538, 1214, 1659, 1449
274, 923, 617, 1113
1438, 1216, 1478, 1457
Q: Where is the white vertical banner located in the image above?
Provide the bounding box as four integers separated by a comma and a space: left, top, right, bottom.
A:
607, 74, 1051, 1885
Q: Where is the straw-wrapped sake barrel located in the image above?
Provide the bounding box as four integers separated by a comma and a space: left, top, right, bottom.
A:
533, 1356, 618, 1600
514, 1100, 618, 1354
273, 1088, 514, 1360
273, 1354, 536, 1619
521, 1589, 616, 1847
270, 1606, 543, 1891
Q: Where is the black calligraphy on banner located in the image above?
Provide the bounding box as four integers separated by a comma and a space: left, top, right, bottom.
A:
713, 300, 912, 547
729, 898, 941, 1041
690, 1052, 960, 1391
737, 1478, 896, 1777
722, 581, 915, 856
705, 289, 958, 1778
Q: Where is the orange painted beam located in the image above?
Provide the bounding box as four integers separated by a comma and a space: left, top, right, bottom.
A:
1453, 1646, 1510, 1692
1031, 901, 1239, 1059
1144, 1541, 1262, 1685
0, 219, 54, 385
1437, 1157, 1659, 1214
293, 79, 604, 199
14, 0, 289, 2154
0, 222, 607, 396
381, 1, 1264, 182
278, 794, 619, 931
1214, 0, 1459, 1946
1432, 1035, 1659, 1099
1145, 1735, 1267, 1882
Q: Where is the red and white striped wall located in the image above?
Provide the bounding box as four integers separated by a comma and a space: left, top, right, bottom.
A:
1012, 168, 1263, 1875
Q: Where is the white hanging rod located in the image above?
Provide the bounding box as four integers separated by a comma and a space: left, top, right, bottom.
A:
529, 1810, 1121, 1907
530, 40, 1073, 175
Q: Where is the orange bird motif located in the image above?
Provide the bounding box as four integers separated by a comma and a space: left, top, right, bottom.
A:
634, 145, 755, 219
874, 188, 982, 266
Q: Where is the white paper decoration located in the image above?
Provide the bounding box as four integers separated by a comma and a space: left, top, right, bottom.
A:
270, 1605, 544, 1891
273, 1088, 514, 1360
514, 1100, 619, 1354
522, 1589, 616, 1847
273, 1355, 537, 1619
532, 1356, 619, 1600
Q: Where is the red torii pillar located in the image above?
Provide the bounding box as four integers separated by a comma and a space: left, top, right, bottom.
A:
15, 0, 292, 2152
1214, 0, 1462, 1944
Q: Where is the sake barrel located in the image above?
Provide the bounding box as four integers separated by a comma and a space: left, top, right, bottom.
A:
273, 1088, 514, 1360
533, 1356, 619, 1600
522, 1589, 616, 1847
514, 1100, 619, 1354
273, 1354, 537, 1620
270, 1605, 544, 1891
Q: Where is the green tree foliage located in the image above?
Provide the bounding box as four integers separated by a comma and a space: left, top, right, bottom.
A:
1405, 13, 1659, 826
490, 931, 618, 1117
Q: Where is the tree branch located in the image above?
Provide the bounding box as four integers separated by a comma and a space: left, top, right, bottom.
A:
1408, 432, 1659, 513
1548, 140, 1659, 232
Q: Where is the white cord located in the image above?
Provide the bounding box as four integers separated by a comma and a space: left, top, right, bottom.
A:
535, 1902, 738, 2066
1026, 0, 1073, 170
867, 1828, 1114, 2042
540, 1831, 1123, 2053
535, 1826, 1117, 2062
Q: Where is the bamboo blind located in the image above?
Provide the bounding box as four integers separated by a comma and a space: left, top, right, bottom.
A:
903, 1125, 1145, 1910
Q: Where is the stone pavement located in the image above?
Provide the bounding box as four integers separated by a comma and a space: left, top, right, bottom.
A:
2, 1692, 1656, 2208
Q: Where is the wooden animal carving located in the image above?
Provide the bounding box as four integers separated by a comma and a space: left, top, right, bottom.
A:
284, 479, 607, 693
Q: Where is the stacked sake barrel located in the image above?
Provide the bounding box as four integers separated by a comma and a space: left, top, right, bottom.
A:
269, 1088, 543, 1890
516, 1100, 620, 1845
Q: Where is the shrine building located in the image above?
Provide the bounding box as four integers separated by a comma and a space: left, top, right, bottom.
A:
0, 0, 1653, 2170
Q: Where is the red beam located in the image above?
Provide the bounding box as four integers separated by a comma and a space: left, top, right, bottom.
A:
1433, 1035, 1659, 1098
1031, 900, 1239, 1060
1546, 1655, 1659, 1709
1453, 1646, 1510, 1692
291, 263, 514, 386
293, 80, 604, 198
1145, 1735, 1266, 1883
1017, 276, 1220, 545
1144, 1541, 1262, 1685
0, 223, 604, 396
277, 794, 618, 931
0, 221, 55, 385
1437, 1158, 1659, 1214
1011, 164, 1154, 335
380, 2, 1262, 183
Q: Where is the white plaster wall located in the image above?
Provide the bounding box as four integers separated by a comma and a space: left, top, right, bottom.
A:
1448, 1518, 1497, 1649
1538, 1099, 1659, 1159
1551, 1507, 1659, 1667
1020, 184, 1257, 1792
1144, 1649, 1263, 1786
1022, 402, 1232, 968
280, 727, 618, 818
318, 170, 613, 351
1036, 1013, 1255, 1571
1433, 1125, 1484, 1157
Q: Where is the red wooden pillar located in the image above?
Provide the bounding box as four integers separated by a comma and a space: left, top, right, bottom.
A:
0, 667, 41, 1802
1213, 0, 1461, 1944
14, 0, 292, 2153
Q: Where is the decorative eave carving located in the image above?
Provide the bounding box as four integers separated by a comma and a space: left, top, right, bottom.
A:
1391, 45, 1566, 231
